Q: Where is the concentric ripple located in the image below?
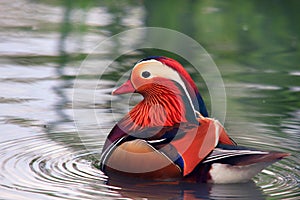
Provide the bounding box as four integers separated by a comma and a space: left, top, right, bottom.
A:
238, 133, 300, 200
0, 132, 299, 200
256, 159, 300, 199
0, 135, 122, 200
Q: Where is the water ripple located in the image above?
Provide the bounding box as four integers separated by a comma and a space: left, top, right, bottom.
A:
0, 135, 122, 200
257, 161, 300, 199
0, 133, 299, 199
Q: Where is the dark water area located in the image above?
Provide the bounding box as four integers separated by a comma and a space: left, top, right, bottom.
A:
0, 0, 299, 199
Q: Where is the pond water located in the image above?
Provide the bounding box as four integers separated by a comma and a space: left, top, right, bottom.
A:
0, 0, 299, 199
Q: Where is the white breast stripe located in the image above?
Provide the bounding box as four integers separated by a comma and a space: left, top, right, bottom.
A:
100, 136, 126, 170
147, 138, 167, 144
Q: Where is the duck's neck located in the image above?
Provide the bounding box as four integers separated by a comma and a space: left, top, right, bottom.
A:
121, 83, 197, 131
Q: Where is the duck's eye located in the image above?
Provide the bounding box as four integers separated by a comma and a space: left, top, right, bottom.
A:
141, 71, 151, 78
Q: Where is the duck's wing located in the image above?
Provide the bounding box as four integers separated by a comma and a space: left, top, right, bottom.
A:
170, 117, 236, 176
203, 143, 290, 165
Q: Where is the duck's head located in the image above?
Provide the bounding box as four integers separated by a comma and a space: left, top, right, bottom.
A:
113, 56, 208, 119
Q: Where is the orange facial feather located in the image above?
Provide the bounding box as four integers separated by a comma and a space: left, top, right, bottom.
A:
119, 78, 188, 132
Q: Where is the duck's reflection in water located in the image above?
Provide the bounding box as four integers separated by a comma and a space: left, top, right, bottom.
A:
107, 176, 266, 200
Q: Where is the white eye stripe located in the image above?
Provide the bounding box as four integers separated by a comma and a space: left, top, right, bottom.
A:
133, 59, 198, 116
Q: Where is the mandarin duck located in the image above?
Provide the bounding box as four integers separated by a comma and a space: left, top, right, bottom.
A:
100, 56, 289, 183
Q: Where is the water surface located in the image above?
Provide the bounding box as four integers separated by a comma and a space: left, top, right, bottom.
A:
0, 0, 299, 199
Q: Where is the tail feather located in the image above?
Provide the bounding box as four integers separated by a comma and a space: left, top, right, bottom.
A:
200, 144, 290, 184
203, 144, 290, 165
226, 152, 290, 166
